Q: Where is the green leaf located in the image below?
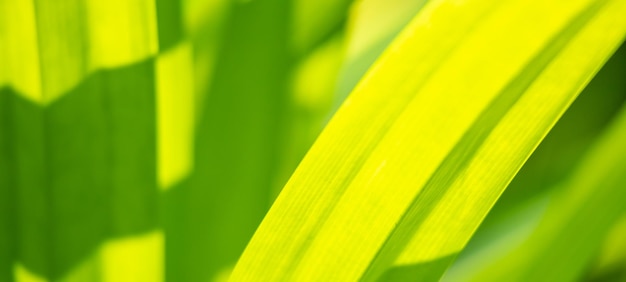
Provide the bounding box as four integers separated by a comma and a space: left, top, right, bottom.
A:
0, 0, 188, 280
180, 0, 292, 281
442, 42, 626, 281
274, 35, 346, 198
589, 216, 626, 280
0, 89, 16, 282
229, 0, 626, 281
334, 0, 428, 102
475, 41, 626, 232
466, 97, 626, 282
291, 0, 352, 55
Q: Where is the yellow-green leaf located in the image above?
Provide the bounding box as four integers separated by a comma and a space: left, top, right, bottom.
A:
467, 102, 626, 282
229, 0, 626, 281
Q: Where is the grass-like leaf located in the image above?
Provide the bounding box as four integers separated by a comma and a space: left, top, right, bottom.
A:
442, 42, 626, 282
229, 0, 626, 281
467, 103, 626, 282
0, 0, 184, 280
335, 0, 427, 101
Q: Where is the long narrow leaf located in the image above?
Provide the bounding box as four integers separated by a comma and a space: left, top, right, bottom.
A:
468, 103, 626, 282
230, 0, 626, 281
441, 42, 626, 281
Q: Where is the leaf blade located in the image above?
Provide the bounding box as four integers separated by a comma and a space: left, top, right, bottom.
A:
230, 0, 626, 281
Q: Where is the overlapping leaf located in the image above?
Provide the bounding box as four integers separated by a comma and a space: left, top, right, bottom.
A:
229, 0, 626, 281
466, 103, 626, 282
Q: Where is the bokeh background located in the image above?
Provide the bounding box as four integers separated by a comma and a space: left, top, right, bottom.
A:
1, 0, 625, 281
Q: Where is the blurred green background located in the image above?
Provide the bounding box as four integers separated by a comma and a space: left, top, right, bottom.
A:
1, 0, 625, 281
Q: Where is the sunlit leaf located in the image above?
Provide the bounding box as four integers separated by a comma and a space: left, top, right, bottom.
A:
442, 41, 626, 282
230, 0, 626, 281
468, 101, 626, 282
334, 0, 427, 102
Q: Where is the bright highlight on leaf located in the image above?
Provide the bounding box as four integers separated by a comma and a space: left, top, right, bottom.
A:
230, 0, 626, 281
2, 0, 626, 281
467, 104, 626, 282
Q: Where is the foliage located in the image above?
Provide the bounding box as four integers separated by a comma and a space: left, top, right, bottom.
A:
1, 0, 626, 281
